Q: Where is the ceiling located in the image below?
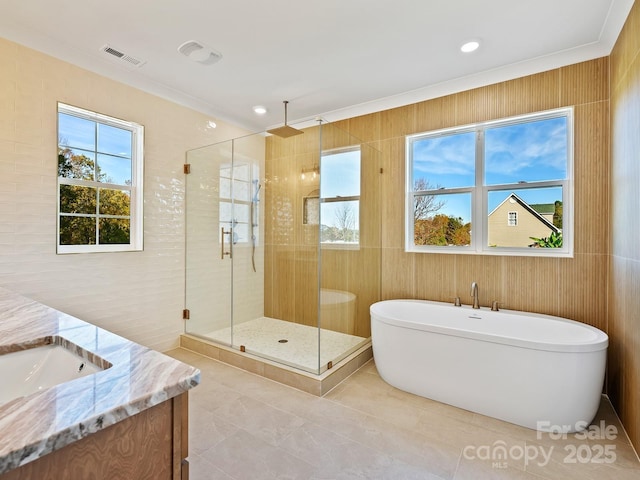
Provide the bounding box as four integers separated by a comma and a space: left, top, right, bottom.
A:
0, 0, 634, 132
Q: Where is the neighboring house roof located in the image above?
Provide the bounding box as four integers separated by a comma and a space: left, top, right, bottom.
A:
529, 203, 556, 215
488, 193, 561, 233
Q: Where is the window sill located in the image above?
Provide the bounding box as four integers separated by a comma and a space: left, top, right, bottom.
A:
321, 242, 360, 251
406, 246, 573, 258
57, 244, 143, 254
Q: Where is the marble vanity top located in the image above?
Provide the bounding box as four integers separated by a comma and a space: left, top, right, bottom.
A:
0, 288, 200, 474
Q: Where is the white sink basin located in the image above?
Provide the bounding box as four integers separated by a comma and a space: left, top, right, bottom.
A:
0, 344, 104, 406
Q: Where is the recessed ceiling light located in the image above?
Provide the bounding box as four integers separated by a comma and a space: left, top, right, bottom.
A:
460, 41, 480, 53
253, 105, 267, 115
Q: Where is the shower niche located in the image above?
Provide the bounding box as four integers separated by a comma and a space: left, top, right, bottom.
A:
183, 121, 382, 384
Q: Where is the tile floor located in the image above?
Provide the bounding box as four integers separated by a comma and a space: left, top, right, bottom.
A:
167, 348, 640, 480
205, 317, 368, 373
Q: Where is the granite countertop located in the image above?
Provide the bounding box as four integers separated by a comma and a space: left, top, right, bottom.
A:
0, 288, 200, 474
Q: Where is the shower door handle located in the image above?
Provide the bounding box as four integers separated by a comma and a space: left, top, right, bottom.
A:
221, 228, 233, 259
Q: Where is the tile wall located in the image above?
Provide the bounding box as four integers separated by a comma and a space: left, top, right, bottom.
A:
0, 37, 249, 351
266, 58, 611, 342
264, 124, 382, 338
336, 58, 610, 331
609, 0, 640, 452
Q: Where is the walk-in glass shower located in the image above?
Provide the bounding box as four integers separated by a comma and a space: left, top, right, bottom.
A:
184, 121, 381, 374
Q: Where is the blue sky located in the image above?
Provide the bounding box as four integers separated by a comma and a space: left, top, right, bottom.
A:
412, 116, 567, 222
58, 113, 132, 185
320, 150, 361, 231
320, 150, 360, 198
484, 117, 567, 184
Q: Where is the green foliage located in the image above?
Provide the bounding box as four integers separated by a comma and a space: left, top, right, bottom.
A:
529, 231, 563, 248
553, 200, 563, 229
99, 218, 130, 244
412, 180, 470, 246
415, 214, 471, 246
58, 147, 105, 181
59, 216, 96, 245
58, 147, 131, 245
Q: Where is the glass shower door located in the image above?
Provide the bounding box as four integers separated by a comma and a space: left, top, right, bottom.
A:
185, 140, 234, 344
184, 123, 379, 376
228, 134, 265, 350
185, 133, 265, 348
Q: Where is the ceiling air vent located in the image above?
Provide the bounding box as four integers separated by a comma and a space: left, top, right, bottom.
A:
100, 44, 146, 68
178, 40, 222, 65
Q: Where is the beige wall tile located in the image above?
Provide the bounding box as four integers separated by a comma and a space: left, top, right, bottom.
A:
412, 253, 457, 303
411, 95, 456, 135
558, 254, 608, 331
0, 37, 249, 352
454, 255, 505, 310
380, 105, 414, 140
265, 122, 383, 336
561, 57, 610, 106
346, 113, 381, 144
609, 0, 640, 451
500, 256, 560, 315
502, 69, 561, 117
379, 138, 406, 249
454, 83, 505, 125
266, 57, 616, 365
573, 101, 610, 255
360, 144, 383, 249
380, 248, 414, 300
610, 3, 640, 93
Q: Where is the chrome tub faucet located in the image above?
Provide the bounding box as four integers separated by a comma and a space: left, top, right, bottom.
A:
471, 282, 480, 309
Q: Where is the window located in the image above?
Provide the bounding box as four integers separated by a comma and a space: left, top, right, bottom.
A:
406, 108, 572, 256
57, 103, 144, 253
320, 147, 360, 247
219, 162, 260, 244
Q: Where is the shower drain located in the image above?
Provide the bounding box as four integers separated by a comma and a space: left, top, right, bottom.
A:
278, 339, 288, 343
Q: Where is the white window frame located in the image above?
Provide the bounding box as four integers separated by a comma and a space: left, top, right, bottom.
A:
218, 161, 260, 246
320, 146, 361, 250
405, 107, 573, 257
507, 211, 518, 226
57, 103, 144, 253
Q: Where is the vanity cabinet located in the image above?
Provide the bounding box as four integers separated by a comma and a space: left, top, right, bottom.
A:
0, 393, 189, 480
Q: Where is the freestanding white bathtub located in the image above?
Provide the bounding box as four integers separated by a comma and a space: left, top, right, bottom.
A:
370, 300, 608, 433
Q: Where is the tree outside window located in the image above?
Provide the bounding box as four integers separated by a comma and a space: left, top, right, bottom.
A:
320, 148, 360, 246
57, 104, 143, 253
406, 108, 572, 256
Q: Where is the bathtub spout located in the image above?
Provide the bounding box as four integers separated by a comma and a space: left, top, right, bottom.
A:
471, 282, 480, 309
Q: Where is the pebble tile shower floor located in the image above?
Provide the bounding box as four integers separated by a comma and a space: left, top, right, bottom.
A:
167, 348, 640, 479
205, 317, 367, 373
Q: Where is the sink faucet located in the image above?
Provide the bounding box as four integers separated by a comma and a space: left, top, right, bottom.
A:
471, 282, 480, 309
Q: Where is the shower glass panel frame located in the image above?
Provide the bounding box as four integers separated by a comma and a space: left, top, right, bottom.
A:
185, 134, 265, 348
184, 121, 381, 375
317, 123, 382, 372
